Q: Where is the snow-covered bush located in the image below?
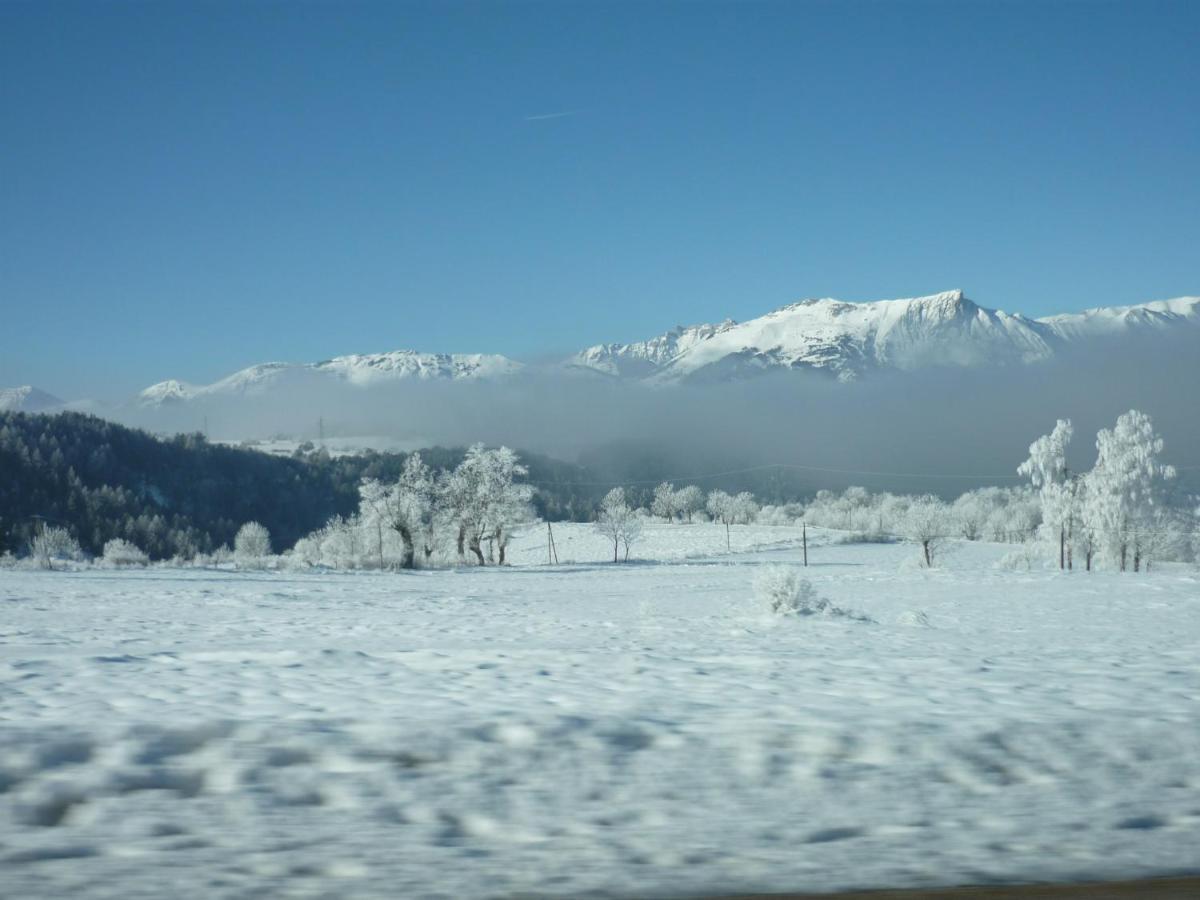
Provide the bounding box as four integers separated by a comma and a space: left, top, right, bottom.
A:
833, 530, 893, 544
753, 566, 871, 621
102, 538, 149, 567
30, 526, 85, 569
0, 551, 16, 569
755, 566, 820, 614
756, 502, 804, 526
234, 522, 271, 569
996, 541, 1051, 572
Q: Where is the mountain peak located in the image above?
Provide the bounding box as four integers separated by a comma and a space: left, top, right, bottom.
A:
0, 385, 65, 413
139, 380, 197, 405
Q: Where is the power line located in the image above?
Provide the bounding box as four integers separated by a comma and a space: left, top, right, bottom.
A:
528, 461, 1030, 489
528, 460, 1200, 490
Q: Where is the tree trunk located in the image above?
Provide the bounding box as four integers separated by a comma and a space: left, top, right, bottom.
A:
377, 521, 384, 571
1059, 526, 1065, 570
725, 520, 730, 552
613, 537, 619, 563
397, 524, 415, 570
469, 536, 485, 566
923, 540, 932, 568
1120, 544, 1127, 572
495, 528, 506, 566
1133, 548, 1140, 573
456, 523, 466, 560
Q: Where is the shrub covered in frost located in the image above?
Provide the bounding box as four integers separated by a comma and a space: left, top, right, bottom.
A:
753, 566, 873, 621
102, 538, 149, 567
234, 522, 272, 568
29, 526, 85, 569
995, 542, 1052, 572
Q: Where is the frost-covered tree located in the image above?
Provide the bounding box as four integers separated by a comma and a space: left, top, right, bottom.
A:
1137, 506, 1188, 574
234, 521, 271, 568
445, 445, 534, 565
901, 496, 949, 567
651, 482, 677, 522
1018, 419, 1078, 569
594, 487, 642, 562
320, 515, 364, 569
841, 486, 870, 530
360, 452, 437, 569
951, 493, 987, 541
732, 491, 760, 524
707, 489, 736, 550
1083, 410, 1176, 571
674, 485, 706, 523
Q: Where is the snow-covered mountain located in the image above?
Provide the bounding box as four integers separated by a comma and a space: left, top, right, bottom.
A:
26, 289, 1194, 422
138, 351, 525, 407
570, 290, 1200, 383
0, 385, 65, 413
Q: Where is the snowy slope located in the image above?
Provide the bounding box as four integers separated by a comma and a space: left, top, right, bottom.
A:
1038, 296, 1200, 340
569, 318, 738, 378
2, 528, 1199, 899
0, 385, 65, 412
139, 351, 524, 407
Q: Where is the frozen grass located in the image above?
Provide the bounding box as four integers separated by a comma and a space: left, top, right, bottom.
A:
1, 525, 1198, 899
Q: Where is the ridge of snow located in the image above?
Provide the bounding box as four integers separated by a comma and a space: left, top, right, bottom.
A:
1037, 296, 1200, 339
569, 319, 739, 378
137, 352, 525, 406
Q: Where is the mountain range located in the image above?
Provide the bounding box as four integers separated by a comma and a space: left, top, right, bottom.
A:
5, 290, 1198, 416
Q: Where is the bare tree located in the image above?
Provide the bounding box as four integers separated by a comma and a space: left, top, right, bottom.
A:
594, 487, 643, 562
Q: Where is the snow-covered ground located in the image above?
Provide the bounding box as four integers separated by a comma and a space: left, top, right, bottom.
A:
2, 525, 1199, 899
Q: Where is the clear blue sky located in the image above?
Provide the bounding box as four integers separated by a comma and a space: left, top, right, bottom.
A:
2, 0, 1197, 401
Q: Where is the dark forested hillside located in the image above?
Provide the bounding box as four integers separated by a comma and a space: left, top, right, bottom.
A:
0, 412, 819, 560
0, 413, 608, 559
0, 412, 358, 558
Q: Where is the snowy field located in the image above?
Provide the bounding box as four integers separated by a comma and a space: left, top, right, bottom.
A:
2, 524, 1199, 899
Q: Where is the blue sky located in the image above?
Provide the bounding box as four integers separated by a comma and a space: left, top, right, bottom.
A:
2, 1, 1197, 401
